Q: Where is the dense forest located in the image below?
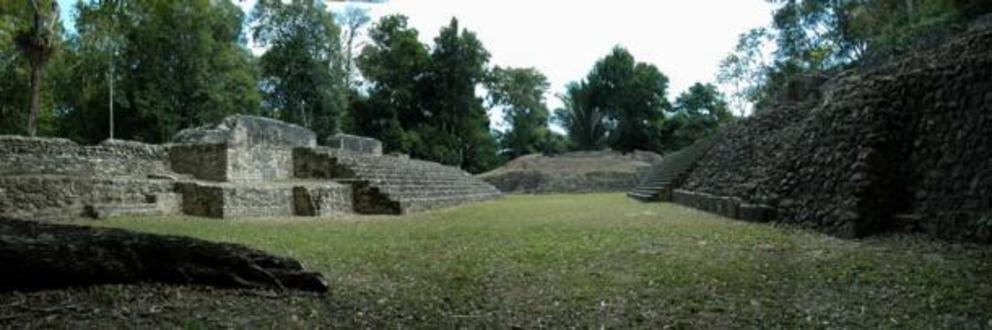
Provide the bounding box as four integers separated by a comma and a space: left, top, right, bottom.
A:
0, 0, 988, 173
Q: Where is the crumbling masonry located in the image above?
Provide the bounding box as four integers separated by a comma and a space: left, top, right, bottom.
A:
0, 116, 500, 220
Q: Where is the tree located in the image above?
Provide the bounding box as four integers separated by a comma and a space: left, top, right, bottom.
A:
722, 0, 983, 113
335, 5, 371, 89
353, 14, 431, 152
553, 82, 608, 151
666, 83, 733, 151
717, 28, 772, 117
65, 0, 134, 142
13, 0, 60, 137
418, 18, 498, 173
253, 0, 347, 140
64, 0, 260, 143
355, 16, 499, 173
486, 66, 552, 159
0, 1, 32, 135
583, 47, 670, 152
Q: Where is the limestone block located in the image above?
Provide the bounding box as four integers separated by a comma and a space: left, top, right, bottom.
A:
172, 115, 316, 148
324, 134, 383, 156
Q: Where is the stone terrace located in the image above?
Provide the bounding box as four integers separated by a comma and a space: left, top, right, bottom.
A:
295, 148, 501, 214
0, 116, 500, 220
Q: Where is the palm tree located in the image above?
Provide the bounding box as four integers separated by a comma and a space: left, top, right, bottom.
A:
553, 82, 609, 150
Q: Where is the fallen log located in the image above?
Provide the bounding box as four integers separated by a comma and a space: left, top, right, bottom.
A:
0, 218, 328, 293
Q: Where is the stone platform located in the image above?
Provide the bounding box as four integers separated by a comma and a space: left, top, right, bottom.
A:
294, 148, 501, 215
1, 115, 500, 220
176, 181, 352, 218
0, 175, 178, 220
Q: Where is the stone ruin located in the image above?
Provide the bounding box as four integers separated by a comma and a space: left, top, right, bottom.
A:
631, 17, 992, 243
0, 115, 501, 221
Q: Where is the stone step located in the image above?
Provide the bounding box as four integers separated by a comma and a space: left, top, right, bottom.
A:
627, 191, 660, 202
383, 190, 499, 200
628, 134, 720, 202
87, 193, 181, 219
377, 182, 497, 190
397, 193, 500, 212
88, 203, 164, 219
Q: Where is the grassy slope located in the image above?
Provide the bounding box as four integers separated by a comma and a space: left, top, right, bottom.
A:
2, 194, 990, 328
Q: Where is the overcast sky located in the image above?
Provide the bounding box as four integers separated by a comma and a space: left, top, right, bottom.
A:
60, 0, 775, 127
325, 0, 774, 126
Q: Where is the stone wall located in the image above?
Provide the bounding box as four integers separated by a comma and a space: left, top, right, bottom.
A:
0, 136, 181, 220
0, 136, 171, 177
681, 19, 992, 242
672, 189, 777, 223
1, 115, 499, 220
177, 182, 352, 218
0, 176, 176, 220
227, 147, 294, 182
324, 134, 383, 156
292, 148, 356, 180
172, 115, 316, 149
168, 144, 228, 181
293, 185, 354, 216
170, 116, 315, 182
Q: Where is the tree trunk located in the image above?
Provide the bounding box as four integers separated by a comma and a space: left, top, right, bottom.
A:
26, 63, 44, 137
109, 52, 115, 140
345, 28, 356, 88
0, 218, 329, 293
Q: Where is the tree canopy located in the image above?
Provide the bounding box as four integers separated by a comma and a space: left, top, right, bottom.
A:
58, 0, 260, 143
719, 0, 990, 113
665, 83, 733, 151
486, 66, 558, 159
6, 0, 914, 169
555, 47, 672, 152
350, 16, 498, 172
253, 0, 347, 140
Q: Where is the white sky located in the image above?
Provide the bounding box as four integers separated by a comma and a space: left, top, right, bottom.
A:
323, 0, 775, 127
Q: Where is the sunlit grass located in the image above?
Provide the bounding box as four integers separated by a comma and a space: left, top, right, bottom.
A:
90, 193, 992, 328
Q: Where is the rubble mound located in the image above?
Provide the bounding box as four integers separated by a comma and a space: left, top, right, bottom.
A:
479, 151, 661, 194
675, 18, 992, 242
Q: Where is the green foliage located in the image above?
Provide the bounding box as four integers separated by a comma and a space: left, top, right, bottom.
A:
486, 66, 553, 159
665, 83, 733, 151
418, 18, 498, 173
736, 0, 988, 111
0, 0, 64, 137
557, 47, 670, 152
252, 0, 347, 140
588, 47, 670, 152
354, 16, 499, 173
59, 0, 260, 143
56, 0, 132, 142
978, 215, 992, 229
353, 15, 430, 152
538, 131, 571, 155
0, 4, 32, 135
335, 5, 372, 89
553, 82, 608, 151
7, 0, 61, 137
717, 28, 773, 116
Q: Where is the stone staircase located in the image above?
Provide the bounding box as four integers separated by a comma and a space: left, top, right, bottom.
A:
628, 135, 720, 202
294, 148, 501, 214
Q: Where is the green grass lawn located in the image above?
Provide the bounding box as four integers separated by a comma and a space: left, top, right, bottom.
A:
4, 193, 991, 328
